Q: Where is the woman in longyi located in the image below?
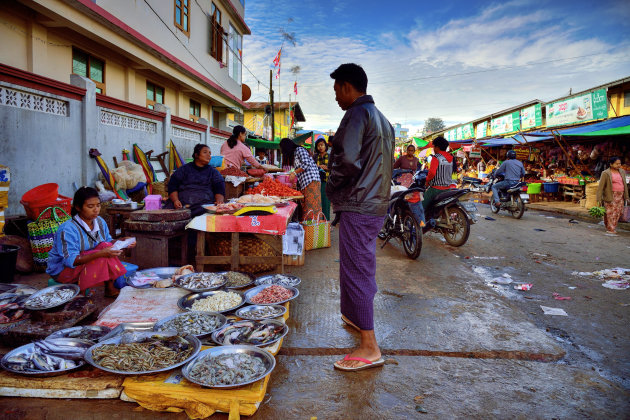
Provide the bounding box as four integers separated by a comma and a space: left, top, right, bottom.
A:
46, 187, 136, 296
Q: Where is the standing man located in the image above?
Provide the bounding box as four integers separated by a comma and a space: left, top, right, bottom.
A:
327, 63, 394, 371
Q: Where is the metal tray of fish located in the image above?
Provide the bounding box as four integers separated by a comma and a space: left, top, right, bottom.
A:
175, 272, 227, 292
98, 322, 156, 342
126, 267, 178, 289
243, 284, 299, 306
182, 345, 276, 389
153, 311, 227, 339
235, 304, 286, 320
1, 338, 92, 377
219, 271, 256, 289
84, 331, 201, 375
24, 284, 80, 310
46, 325, 112, 343
178, 290, 245, 314
211, 319, 288, 347
254, 274, 301, 288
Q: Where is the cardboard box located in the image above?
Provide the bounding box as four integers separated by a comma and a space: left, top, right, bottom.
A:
283, 248, 305, 266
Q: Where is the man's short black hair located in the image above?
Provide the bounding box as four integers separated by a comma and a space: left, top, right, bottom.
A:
433, 136, 449, 151
330, 63, 367, 93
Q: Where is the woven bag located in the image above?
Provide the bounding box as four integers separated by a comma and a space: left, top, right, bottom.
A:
207, 233, 277, 273
302, 211, 331, 250
27, 206, 71, 271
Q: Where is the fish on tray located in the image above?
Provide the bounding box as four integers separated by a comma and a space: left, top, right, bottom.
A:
214, 321, 285, 346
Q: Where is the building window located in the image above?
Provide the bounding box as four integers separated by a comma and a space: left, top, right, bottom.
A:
209, 2, 224, 62
174, 0, 190, 35
624, 90, 630, 108
72, 48, 105, 94
190, 99, 201, 121
228, 24, 242, 82
146, 82, 164, 110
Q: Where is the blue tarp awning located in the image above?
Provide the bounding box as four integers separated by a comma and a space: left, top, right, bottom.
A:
553, 115, 630, 136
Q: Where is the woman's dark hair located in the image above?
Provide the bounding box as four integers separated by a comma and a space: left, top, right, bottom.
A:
407, 144, 416, 151
72, 186, 99, 216
227, 125, 247, 149
609, 156, 621, 165
280, 138, 298, 167
314, 138, 327, 153
433, 136, 449, 152
330, 63, 368, 94
192, 143, 209, 159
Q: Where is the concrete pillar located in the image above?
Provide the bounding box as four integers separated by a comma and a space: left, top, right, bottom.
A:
26, 22, 48, 74
70, 74, 96, 187
124, 67, 136, 103
154, 103, 171, 151
198, 117, 210, 145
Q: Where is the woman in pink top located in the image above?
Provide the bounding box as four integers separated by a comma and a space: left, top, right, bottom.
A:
220, 125, 265, 170
596, 156, 629, 235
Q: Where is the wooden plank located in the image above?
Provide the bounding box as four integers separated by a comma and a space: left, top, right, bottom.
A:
196, 231, 206, 272
231, 232, 239, 271
195, 256, 232, 265
240, 256, 283, 264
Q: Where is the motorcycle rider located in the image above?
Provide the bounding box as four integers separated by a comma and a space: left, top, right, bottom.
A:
491, 150, 525, 207
422, 136, 455, 210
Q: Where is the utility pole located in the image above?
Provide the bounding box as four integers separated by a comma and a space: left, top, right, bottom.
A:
270, 69, 275, 142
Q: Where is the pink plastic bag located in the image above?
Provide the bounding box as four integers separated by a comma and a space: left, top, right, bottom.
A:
621, 204, 630, 223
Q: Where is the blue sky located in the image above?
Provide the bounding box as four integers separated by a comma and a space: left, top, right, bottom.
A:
242, 0, 630, 134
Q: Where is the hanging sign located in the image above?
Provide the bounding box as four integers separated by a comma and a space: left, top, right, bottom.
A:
491, 111, 520, 136
513, 145, 530, 161
469, 146, 481, 158
546, 89, 608, 127
520, 104, 542, 130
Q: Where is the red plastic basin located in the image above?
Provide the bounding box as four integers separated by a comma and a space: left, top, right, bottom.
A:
21, 183, 59, 205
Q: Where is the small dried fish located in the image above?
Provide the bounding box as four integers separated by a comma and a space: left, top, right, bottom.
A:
189, 353, 267, 386
158, 313, 224, 335
225, 272, 252, 287
256, 275, 300, 287
241, 306, 283, 319
178, 273, 225, 290
214, 321, 285, 346
27, 288, 75, 309
191, 292, 242, 312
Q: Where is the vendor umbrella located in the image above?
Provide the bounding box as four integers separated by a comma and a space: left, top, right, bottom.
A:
132, 144, 157, 194
418, 147, 433, 158
167, 140, 185, 173
88, 148, 127, 199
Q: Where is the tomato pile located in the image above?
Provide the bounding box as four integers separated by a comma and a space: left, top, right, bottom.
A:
220, 167, 248, 177
247, 178, 300, 197
250, 285, 293, 304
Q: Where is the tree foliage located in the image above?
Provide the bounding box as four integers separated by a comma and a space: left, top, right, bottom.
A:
422, 117, 445, 136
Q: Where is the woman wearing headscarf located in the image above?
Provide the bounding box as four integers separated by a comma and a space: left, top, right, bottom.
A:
314, 137, 331, 221
280, 138, 322, 220
597, 156, 629, 235
220, 125, 265, 170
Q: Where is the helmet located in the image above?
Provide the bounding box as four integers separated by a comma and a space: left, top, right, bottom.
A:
506, 150, 517, 159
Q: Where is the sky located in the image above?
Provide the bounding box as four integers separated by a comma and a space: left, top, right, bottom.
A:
241, 0, 630, 136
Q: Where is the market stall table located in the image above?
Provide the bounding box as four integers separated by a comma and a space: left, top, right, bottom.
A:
187, 201, 298, 273
105, 206, 137, 239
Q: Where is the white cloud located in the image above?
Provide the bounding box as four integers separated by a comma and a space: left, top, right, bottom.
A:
242, 2, 630, 133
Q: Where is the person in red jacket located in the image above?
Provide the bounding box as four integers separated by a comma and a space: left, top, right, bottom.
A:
423, 136, 455, 210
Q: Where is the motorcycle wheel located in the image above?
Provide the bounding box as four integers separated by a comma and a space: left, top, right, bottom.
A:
510, 194, 525, 219
490, 200, 500, 213
442, 207, 470, 247
401, 211, 422, 259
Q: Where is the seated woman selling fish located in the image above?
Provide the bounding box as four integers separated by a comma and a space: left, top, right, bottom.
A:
46, 187, 135, 297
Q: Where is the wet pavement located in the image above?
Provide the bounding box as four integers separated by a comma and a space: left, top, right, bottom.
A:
1, 204, 630, 418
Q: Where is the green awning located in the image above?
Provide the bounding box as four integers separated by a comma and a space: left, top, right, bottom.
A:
569, 125, 630, 136
292, 131, 313, 148
413, 137, 429, 148
245, 137, 281, 149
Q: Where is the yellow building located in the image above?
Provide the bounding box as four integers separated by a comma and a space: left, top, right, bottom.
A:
0, 0, 250, 129
242, 102, 305, 140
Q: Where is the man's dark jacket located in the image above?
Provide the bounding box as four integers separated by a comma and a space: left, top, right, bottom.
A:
326, 95, 394, 216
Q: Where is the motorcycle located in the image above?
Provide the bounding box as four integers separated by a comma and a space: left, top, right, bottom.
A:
484, 171, 529, 219
378, 170, 424, 259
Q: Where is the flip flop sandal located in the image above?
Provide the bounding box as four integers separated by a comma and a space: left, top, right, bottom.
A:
341, 315, 360, 332
334, 354, 385, 371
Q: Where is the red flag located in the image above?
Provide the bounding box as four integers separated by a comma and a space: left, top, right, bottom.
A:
293, 81, 298, 95
272, 49, 281, 67
275, 61, 281, 79
290, 109, 295, 130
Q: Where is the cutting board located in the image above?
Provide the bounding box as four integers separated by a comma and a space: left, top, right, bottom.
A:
128, 209, 190, 222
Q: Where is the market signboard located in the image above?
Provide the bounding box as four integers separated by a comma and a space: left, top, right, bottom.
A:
461, 123, 473, 139
444, 128, 457, 141
491, 111, 520, 136
475, 121, 488, 139
469, 146, 481, 158
456, 126, 463, 140
513, 145, 530, 161
520, 104, 542, 130
546, 88, 608, 127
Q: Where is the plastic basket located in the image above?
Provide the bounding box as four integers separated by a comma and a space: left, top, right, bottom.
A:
543, 182, 559, 193
527, 183, 542, 194
21, 195, 72, 220
21, 183, 58, 205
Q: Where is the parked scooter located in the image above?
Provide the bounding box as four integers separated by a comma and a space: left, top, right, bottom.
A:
484, 170, 529, 219
378, 170, 424, 259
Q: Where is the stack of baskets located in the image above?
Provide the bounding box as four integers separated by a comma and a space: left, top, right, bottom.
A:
207, 233, 277, 273
584, 182, 599, 209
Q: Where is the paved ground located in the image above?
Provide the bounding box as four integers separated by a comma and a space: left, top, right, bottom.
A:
1, 204, 629, 418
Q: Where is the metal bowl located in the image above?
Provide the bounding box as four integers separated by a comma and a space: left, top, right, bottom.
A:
243, 284, 299, 306
1, 338, 91, 377
182, 345, 276, 389
126, 267, 177, 289
24, 284, 80, 311
235, 304, 287, 321
219, 271, 257, 289
46, 325, 112, 343
254, 274, 301, 288
178, 290, 245, 313
174, 272, 228, 293
84, 331, 201, 375
211, 319, 288, 347
153, 311, 227, 339
98, 322, 156, 342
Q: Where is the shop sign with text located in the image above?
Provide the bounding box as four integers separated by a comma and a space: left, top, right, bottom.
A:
520, 104, 542, 130
546, 89, 608, 127
491, 111, 520, 136
475, 121, 488, 139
